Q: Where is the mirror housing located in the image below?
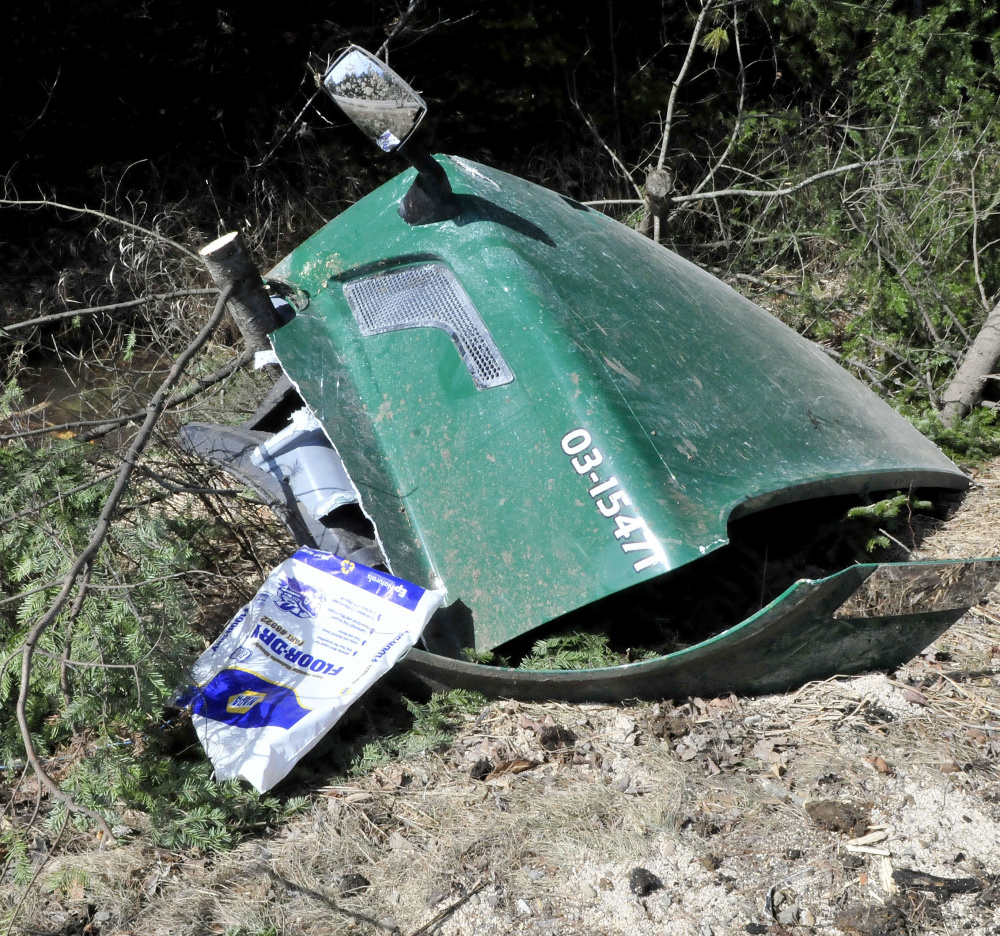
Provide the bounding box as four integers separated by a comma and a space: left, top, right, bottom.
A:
322, 46, 427, 152
322, 46, 457, 225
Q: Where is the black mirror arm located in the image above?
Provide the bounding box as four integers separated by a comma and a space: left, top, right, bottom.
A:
398, 143, 460, 225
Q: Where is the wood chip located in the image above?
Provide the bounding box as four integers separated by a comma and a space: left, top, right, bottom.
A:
847, 830, 889, 846
902, 688, 930, 706
844, 844, 891, 856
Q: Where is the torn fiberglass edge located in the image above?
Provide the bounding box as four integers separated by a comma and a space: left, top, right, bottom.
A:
184, 154, 1000, 700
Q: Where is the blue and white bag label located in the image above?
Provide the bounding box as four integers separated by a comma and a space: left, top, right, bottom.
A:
180, 549, 445, 792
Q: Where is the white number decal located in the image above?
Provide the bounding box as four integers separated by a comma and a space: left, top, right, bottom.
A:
613, 515, 645, 539
561, 428, 593, 455
596, 489, 632, 517
571, 448, 603, 474
560, 427, 665, 573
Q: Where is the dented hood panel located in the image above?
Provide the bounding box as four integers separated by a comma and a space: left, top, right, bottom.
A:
269, 157, 967, 651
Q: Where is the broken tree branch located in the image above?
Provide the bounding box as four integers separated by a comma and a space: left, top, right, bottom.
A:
0, 349, 253, 443
1, 288, 219, 334
12, 285, 233, 843
0, 197, 203, 263
940, 296, 1000, 425
200, 232, 282, 354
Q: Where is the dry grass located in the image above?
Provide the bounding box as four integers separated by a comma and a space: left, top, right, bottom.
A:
5, 465, 1000, 935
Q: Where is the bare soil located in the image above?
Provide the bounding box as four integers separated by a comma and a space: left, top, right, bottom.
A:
6, 464, 1000, 936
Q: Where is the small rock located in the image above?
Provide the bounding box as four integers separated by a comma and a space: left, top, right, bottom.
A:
427, 886, 449, 906
612, 773, 633, 793
776, 905, 800, 926
528, 868, 546, 880
338, 873, 371, 897
786, 848, 803, 860
376, 916, 398, 933
629, 867, 663, 897
699, 854, 722, 872
516, 898, 533, 915
578, 883, 598, 900
657, 892, 673, 910
800, 908, 815, 926
598, 876, 614, 891
93, 911, 112, 924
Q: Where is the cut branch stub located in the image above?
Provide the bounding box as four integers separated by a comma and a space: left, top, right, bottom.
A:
940, 296, 1000, 426
200, 231, 282, 354
645, 168, 674, 220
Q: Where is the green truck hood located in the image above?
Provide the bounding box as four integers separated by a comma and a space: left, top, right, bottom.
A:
269, 156, 966, 651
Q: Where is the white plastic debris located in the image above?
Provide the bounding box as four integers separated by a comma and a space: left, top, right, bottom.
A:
251, 408, 357, 519
178, 547, 445, 792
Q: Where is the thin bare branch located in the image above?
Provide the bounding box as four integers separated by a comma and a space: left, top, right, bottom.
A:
673, 158, 906, 204
378, 0, 428, 62
571, 101, 644, 201
582, 199, 645, 207
690, 5, 745, 198
0, 197, 204, 263
657, 0, 718, 172
12, 285, 233, 843
2, 288, 218, 334
971, 154, 990, 313
0, 348, 253, 443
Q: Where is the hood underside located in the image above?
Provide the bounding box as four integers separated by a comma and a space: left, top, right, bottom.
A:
269, 156, 967, 651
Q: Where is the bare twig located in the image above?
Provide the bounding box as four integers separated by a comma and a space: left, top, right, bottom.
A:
971, 154, 990, 313
673, 158, 906, 204
378, 0, 428, 62
653, 0, 718, 243
252, 78, 322, 171
690, 5, 745, 199
0, 197, 204, 263
582, 199, 645, 207
657, 0, 717, 172
571, 101, 644, 201
12, 285, 233, 843
0, 348, 253, 442
2, 288, 218, 334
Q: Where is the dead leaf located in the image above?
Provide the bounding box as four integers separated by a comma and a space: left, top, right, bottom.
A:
863, 755, 893, 774
489, 758, 537, 778
389, 831, 420, 852
902, 688, 929, 706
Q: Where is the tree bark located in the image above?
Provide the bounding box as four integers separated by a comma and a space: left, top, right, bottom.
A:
200, 231, 281, 354
940, 297, 1000, 425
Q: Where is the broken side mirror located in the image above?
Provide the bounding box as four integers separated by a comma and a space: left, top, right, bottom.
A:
322, 46, 427, 153
322, 45, 458, 225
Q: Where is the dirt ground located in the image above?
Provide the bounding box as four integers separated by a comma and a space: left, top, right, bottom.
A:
6, 464, 1000, 936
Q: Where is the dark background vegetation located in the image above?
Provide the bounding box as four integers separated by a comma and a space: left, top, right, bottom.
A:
3, 0, 934, 300
4, 0, 1000, 862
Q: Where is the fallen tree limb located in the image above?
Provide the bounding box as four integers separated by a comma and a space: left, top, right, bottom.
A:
0, 197, 203, 263
940, 296, 1000, 425
0, 348, 253, 443
1, 288, 219, 334
12, 285, 233, 844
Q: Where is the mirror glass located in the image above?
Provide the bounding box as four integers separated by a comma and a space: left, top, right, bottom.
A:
322, 47, 427, 152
